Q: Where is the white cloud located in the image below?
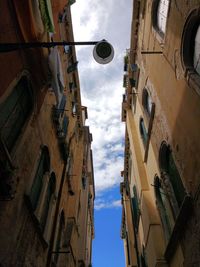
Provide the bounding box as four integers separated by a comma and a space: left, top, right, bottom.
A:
95, 198, 122, 210
71, 0, 132, 194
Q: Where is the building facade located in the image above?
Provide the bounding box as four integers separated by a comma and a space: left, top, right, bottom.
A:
0, 1, 95, 267
121, 0, 200, 267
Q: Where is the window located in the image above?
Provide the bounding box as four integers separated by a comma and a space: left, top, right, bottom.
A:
152, 0, 170, 37
142, 88, 152, 116
40, 172, 56, 231
0, 75, 33, 199
30, 146, 50, 211
66, 153, 74, 195
194, 25, 200, 75
154, 175, 173, 242
53, 211, 65, 264
182, 9, 200, 93
139, 118, 148, 146
0, 76, 33, 153
159, 142, 186, 217
131, 185, 140, 232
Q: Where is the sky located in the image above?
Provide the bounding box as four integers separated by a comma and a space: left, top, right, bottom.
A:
71, 1, 132, 266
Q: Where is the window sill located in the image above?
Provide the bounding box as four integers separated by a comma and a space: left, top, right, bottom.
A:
164, 194, 193, 261
24, 194, 48, 249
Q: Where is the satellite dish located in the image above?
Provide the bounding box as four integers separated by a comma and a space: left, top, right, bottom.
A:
93, 40, 114, 64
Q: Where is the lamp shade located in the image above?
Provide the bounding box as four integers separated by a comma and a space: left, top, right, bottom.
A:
93, 40, 114, 64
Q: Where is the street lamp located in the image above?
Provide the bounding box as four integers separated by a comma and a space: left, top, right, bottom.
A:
0, 39, 114, 64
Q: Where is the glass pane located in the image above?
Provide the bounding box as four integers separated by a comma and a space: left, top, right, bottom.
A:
194, 25, 200, 75
157, 0, 170, 35
140, 119, 148, 145
147, 94, 152, 114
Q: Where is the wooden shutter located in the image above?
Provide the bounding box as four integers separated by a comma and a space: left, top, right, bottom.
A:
0, 76, 33, 152
63, 218, 74, 247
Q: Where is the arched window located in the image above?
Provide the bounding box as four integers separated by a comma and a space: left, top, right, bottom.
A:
139, 118, 148, 146
159, 142, 186, 217
182, 9, 200, 92
154, 175, 173, 242
194, 25, 200, 75
30, 146, 50, 210
40, 172, 56, 231
0, 75, 33, 152
152, 0, 170, 37
142, 88, 152, 116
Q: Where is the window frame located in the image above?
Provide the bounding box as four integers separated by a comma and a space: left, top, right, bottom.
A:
181, 8, 200, 95
139, 117, 148, 147
159, 142, 186, 213
40, 171, 56, 232
154, 175, 173, 242
152, 0, 170, 39
142, 88, 153, 117
29, 145, 51, 211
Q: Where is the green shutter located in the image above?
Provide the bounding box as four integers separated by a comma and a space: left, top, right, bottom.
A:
140, 119, 148, 146
0, 77, 33, 152
68, 0, 76, 6
131, 185, 140, 230
67, 61, 78, 73
155, 179, 172, 241
168, 154, 185, 207
39, 0, 55, 32
40, 174, 55, 231
63, 219, 74, 247
123, 74, 127, 87
129, 78, 136, 87
30, 154, 45, 210
30, 148, 50, 210
54, 214, 64, 263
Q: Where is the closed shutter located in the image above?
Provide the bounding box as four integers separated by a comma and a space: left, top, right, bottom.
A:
30, 147, 50, 210
168, 153, 185, 207
54, 213, 65, 263
0, 77, 33, 152
40, 173, 55, 231
63, 218, 74, 247
139, 118, 148, 146
30, 153, 45, 210
131, 185, 140, 230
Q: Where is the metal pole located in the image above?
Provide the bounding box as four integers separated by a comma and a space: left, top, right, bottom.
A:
0, 41, 99, 53
141, 51, 163, 54
51, 251, 70, 254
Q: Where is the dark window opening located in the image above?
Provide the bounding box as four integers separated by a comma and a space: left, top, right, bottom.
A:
139, 118, 148, 146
